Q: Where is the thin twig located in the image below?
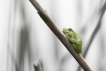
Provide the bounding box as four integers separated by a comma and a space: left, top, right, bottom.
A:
33, 59, 42, 71
77, 1, 106, 71
29, 0, 92, 71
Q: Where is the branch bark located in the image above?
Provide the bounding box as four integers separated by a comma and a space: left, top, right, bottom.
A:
29, 0, 92, 71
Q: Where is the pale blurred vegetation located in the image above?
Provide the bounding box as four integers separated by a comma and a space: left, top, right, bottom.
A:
0, 0, 106, 71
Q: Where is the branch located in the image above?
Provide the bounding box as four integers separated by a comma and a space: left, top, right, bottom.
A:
33, 59, 42, 71
29, 0, 92, 71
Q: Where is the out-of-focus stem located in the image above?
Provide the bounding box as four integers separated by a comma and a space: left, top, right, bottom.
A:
33, 59, 42, 71
77, 1, 106, 71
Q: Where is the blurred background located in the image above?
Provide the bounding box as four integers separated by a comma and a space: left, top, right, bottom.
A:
0, 0, 106, 71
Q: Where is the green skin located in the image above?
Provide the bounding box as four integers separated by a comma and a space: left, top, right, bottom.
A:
63, 28, 82, 53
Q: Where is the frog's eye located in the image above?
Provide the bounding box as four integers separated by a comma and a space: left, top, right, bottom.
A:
69, 28, 72, 31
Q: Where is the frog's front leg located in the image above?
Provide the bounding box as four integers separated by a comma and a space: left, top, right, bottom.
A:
66, 35, 79, 43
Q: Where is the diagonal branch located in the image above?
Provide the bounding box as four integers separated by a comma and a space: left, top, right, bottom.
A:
29, 0, 92, 71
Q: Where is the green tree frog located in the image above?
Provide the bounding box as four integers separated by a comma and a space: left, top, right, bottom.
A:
63, 28, 82, 53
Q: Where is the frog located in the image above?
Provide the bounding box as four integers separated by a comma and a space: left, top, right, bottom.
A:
63, 28, 82, 53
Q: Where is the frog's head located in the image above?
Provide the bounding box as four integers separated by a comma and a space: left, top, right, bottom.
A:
63, 28, 73, 37
63, 28, 72, 33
